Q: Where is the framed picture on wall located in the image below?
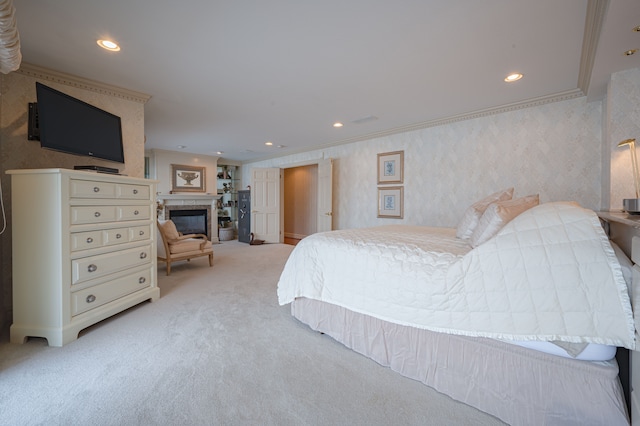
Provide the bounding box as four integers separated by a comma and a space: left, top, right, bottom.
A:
377, 150, 404, 184
171, 164, 206, 192
378, 186, 403, 218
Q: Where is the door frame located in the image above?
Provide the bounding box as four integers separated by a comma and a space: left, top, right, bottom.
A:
250, 157, 333, 242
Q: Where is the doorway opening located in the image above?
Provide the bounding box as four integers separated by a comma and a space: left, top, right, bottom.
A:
283, 164, 318, 245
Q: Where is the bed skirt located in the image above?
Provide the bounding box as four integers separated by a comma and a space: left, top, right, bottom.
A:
291, 297, 629, 426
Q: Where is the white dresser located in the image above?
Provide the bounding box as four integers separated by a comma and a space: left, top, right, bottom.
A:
7, 168, 160, 346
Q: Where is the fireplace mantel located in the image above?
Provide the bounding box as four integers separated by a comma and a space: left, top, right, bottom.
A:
158, 193, 221, 204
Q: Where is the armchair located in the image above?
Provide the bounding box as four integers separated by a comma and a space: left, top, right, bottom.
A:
157, 219, 214, 275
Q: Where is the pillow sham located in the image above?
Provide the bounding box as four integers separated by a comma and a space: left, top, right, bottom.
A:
469, 194, 539, 248
456, 187, 514, 239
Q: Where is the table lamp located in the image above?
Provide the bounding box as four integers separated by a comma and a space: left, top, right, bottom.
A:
618, 138, 640, 214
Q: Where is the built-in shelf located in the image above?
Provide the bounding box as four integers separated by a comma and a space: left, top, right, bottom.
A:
598, 211, 640, 229
217, 165, 240, 239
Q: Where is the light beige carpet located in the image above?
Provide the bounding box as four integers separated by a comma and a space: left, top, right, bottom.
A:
0, 241, 503, 425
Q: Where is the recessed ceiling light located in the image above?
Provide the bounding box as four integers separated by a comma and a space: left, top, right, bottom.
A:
633, 25, 640, 32
216, 151, 223, 155
333, 122, 343, 128
177, 145, 186, 149
265, 141, 273, 146
277, 145, 286, 148
504, 73, 523, 82
624, 49, 638, 56
97, 39, 120, 51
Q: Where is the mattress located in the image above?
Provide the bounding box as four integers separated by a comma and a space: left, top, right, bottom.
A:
504, 339, 616, 361
291, 297, 629, 426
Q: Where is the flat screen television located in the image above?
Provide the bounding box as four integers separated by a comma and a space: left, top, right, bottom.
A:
35, 82, 125, 164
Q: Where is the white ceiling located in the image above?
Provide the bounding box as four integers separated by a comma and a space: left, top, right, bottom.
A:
12, 0, 640, 162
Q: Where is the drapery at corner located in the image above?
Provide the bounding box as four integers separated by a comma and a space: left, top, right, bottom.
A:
0, 0, 21, 74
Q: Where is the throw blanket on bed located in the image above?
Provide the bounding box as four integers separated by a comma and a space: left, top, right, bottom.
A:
277, 202, 636, 349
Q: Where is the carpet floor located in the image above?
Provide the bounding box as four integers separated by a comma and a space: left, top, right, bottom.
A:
0, 241, 503, 425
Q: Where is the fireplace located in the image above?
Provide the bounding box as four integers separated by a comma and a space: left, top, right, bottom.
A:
158, 194, 221, 243
164, 204, 213, 241
169, 209, 208, 238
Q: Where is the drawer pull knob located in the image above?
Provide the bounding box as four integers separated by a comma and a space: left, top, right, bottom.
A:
134, 210, 139, 215
116, 233, 122, 239
87, 264, 97, 273
139, 231, 144, 236
86, 294, 96, 303
94, 212, 101, 218
93, 187, 100, 193
133, 189, 139, 194
140, 252, 147, 259
138, 277, 146, 284
86, 237, 93, 243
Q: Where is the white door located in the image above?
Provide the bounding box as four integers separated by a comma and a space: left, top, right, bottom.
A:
317, 158, 333, 233
251, 168, 281, 243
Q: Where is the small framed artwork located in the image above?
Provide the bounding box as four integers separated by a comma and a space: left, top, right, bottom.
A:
377, 150, 404, 184
171, 164, 206, 192
378, 186, 404, 218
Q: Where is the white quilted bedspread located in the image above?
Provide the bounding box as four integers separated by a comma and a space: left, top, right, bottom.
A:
277, 202, 636, 349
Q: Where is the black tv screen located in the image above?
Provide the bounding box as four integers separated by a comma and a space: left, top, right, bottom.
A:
35, 82, 125, 164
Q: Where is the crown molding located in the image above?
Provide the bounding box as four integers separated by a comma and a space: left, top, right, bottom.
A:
16, 62, 151, 103
578, 0, 609, 95
242, 89, 586, 164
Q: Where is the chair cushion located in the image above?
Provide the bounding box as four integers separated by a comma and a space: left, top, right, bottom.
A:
159, 220, 181, 240
169, 238, 213, 254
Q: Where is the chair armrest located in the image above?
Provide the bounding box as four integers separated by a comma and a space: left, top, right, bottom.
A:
168, 234, 209, 249
171, 233, 206, 241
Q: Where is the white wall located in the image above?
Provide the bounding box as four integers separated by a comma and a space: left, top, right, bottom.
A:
146, 149, 219, 195
243, 95, 603, 230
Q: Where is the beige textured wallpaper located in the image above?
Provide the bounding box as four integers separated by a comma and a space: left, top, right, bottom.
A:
0, 66, 148, 334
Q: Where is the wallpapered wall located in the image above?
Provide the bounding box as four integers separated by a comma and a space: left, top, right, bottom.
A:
607, 68, 640, 209
243, 95, 603, 230
0, 67, 147, 336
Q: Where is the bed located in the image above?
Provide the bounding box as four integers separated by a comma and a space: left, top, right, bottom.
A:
277, 201, 636, 425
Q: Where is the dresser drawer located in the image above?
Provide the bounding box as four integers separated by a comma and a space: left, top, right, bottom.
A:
70, 179, 117, 198
117, 184, 150, 200
72, 245, 152, 284
71, 206, 118, 224
130, 225, 151, 242
103, 227, 130, 246
71, 267, 152, 316
71, 230, 104, 251
118, 205, 150, 221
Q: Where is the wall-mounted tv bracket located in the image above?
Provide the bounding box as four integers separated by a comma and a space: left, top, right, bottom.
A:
28, 102, 40, 141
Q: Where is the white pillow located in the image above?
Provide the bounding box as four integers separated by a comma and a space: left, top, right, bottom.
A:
469, 194, 539, 248
456, 188, 514, 239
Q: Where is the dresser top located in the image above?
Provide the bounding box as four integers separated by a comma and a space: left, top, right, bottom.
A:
6, 168, 158, 184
